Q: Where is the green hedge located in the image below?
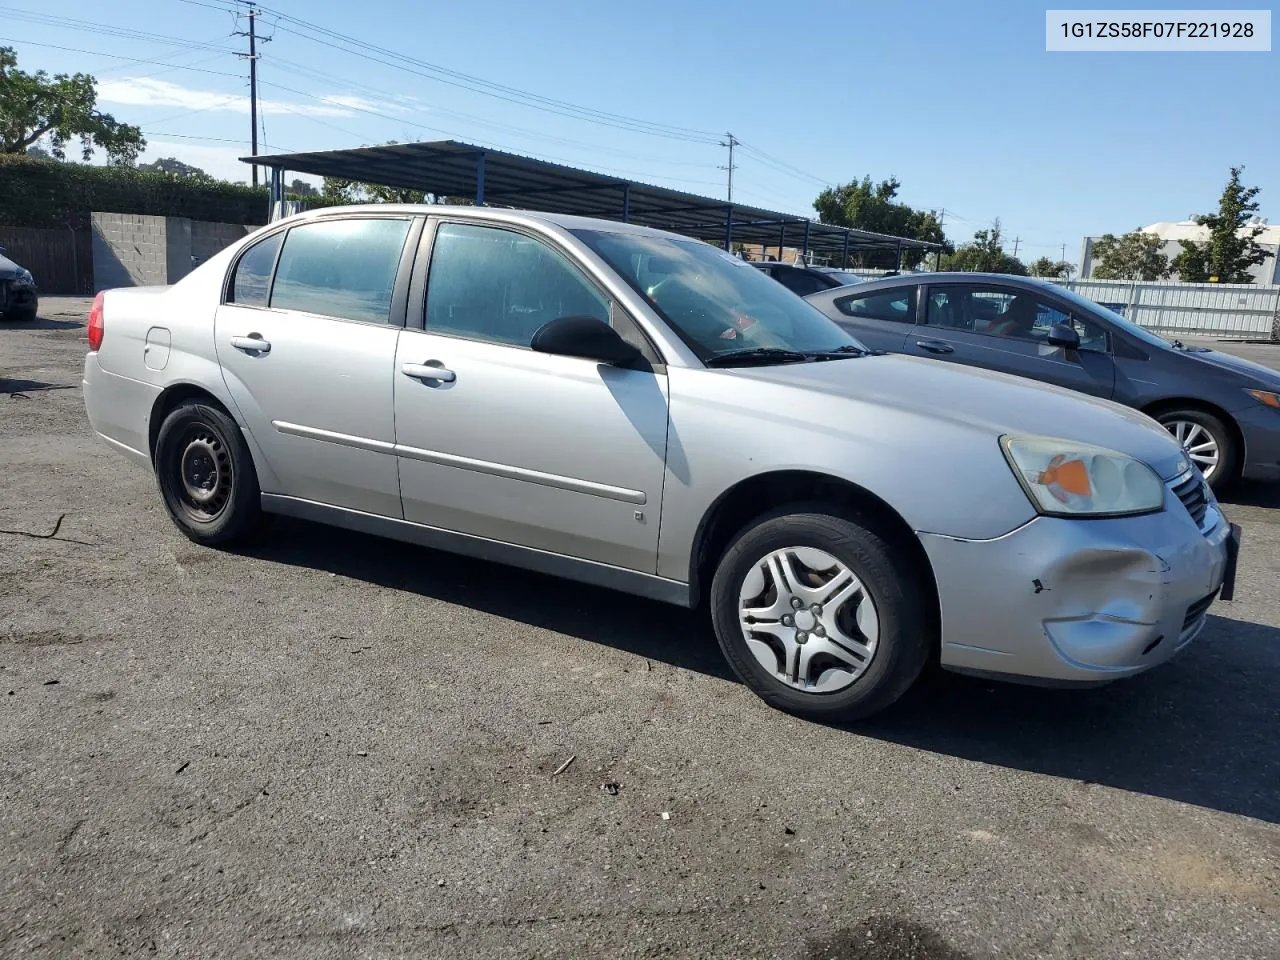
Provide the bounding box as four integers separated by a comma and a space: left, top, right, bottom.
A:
0, 155, 273, 228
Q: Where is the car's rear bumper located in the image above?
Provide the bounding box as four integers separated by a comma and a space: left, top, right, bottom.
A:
920, 503, 1232, 686
1237, 402, 1280, 481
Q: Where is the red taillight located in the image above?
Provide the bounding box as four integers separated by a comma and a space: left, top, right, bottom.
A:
87, 292, 105, 351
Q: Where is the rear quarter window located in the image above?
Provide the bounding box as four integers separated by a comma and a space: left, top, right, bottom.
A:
228, 232, 283, 307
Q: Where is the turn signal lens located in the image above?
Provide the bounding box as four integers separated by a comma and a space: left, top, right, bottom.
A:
1246, 389, 1280, 409
1001, 436, 1165, 517
1038, 455, 1092, 501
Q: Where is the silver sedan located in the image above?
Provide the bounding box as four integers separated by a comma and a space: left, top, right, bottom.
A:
81, 205, 1240, 721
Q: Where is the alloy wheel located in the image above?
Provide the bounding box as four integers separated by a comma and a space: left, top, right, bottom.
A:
1165, 419, 1220, 479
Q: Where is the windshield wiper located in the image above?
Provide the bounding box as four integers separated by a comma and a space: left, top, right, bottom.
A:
818, 344, 872, 357
705, 347, 814, 367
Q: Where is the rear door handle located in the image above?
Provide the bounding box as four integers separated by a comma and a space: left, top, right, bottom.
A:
915, 339, 954, 355
401, 361, 456, 383
230, 334, 271, 354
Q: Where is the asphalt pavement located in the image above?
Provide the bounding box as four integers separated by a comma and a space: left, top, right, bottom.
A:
2, 299, 1278, 959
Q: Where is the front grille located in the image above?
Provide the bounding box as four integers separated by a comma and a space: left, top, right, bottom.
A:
1181, 591, 1216, 635
1172, 473, 1209, 529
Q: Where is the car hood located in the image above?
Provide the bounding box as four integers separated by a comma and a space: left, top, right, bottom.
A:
728, 353, 1192, 480
1174, 345, 1280, 388
0, 254, 24, 280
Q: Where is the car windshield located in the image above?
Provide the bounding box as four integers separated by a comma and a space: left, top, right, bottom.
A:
822, 270, 865, 285
1052, 285, 1171, 348
573, 229, 868, 362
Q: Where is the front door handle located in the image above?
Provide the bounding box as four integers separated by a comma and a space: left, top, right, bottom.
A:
401, 361, 456, 383
230, 334, 271, 355
915, 339, 954, 355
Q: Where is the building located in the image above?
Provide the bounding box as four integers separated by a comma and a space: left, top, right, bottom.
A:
1080, 221, 1280, 284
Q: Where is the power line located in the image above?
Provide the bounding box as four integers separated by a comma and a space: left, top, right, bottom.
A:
0, 7, 239, 53
3, 39, 241, 79
254, 8, 720, 144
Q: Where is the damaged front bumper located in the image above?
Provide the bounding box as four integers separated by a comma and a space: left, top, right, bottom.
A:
920, 494, 1235, 686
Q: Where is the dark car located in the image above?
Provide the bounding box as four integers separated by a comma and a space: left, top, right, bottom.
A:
0, 247, 39, 321
750, 261, 857, 297
805, 272, 1280, 490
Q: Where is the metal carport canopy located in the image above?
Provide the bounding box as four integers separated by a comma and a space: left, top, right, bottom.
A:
242, 140, 939, 259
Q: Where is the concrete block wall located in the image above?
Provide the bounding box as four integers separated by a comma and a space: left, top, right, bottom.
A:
91, 213, 254, 292
91, 213, 170, 290
191, 220, 253, 266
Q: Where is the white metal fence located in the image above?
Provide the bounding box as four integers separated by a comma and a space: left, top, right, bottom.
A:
1047, 279, 1280, 339
838, 271, 1280, 340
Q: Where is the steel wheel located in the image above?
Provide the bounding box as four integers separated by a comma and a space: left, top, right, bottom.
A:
172, 426, 234, 524
737, 546, 879, 694
1165, 418, 1221, 479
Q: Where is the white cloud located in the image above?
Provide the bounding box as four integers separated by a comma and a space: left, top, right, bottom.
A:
98, 77, 359, 118
136, 141, 257, 184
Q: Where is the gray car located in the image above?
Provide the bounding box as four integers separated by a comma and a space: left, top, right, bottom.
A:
81, 206, 1238, 722
0, 247, 39, 321
805, 273, 1280, 490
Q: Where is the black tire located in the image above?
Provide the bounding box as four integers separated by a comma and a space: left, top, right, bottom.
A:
154, 400, 263, 546
1152, 407, 1238, 491
709, 507, 933, 723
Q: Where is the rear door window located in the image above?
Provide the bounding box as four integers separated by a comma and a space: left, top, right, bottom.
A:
269, 218, 412, 324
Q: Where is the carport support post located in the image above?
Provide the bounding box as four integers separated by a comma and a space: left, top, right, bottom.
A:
622, 183, 631, 223
268, 166, 283, 221
777, 223, 786, 261
841, 230, 850, 269
474, 151, 486, 206
894, 240, 903, 272
723, 205, 734, 251
801, 220, 810, 265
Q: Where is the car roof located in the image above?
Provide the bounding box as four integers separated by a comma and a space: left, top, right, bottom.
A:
833, 272, 1061, 293
284, 202, 698, 243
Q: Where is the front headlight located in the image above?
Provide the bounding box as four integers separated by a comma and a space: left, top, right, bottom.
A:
11, 268, 34, 286
1000, 435, 1165, 517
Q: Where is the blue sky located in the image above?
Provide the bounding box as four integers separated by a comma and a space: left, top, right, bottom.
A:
9, 0, 1277, 262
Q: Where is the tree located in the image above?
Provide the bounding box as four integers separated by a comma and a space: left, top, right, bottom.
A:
288, 178, 319, 198
138, 156, 213, 181
1170, 166, 1269, 283
25, 143, 49, 159
813, 175, 947, 269
1029, 256, 1075, 279
1089, 230, 1170, 280
938, 219, 1027, 275
0, 46, 144, 164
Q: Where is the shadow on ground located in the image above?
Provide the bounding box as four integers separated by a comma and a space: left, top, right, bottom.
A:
1220, 479, 1280, 510
0, 316, 82, 331
250, 518, 1280, 824
1, 378, 76, 395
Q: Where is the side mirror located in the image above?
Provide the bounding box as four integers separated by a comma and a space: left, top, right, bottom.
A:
530, 315, 643, 367
1047, 322, 1080, 349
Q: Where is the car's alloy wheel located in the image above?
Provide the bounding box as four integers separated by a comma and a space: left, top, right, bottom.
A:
737, 546, 879, 693
1153, 408, 1237, 490
1164, 418, 1221, 479
709, 509, 932, 722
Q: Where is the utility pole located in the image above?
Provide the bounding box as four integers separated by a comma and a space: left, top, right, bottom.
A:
234, 3, 267, 187
1011, 236, 1021, 259
718, 132, 738, 203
